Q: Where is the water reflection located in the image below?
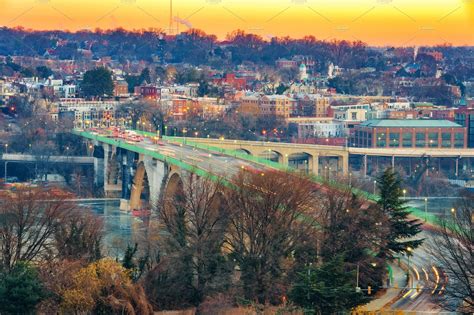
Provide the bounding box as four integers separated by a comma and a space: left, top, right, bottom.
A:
78, 199, 148, 257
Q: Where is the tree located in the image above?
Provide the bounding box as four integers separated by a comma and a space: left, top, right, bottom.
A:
0, 262, 45, 314
146, 174, 231, 309
117, 101, 152, 129
428, 193, 473, 313
0, 188, 72, 270
224, 170, 318, 303
36, 65, 53, 78
81, 67, 114, 98
53, 210, 103, 262
59, 258, 153, 314
377, 168, 423, 259
289, 255, 368, 314
316, 188, 388, 290
0, 187, 101, 270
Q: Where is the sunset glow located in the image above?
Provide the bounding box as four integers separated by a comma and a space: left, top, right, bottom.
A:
0, 0, 473, 45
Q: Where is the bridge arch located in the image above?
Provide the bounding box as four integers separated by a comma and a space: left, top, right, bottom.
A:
235, 148, 252, 155
129, 161, 150, 210
164, 172, 184, 204
258, 149, 284, 163
288, 152, 315, 174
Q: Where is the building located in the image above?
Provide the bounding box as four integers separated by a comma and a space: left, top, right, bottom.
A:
454, 107, 474, 148
238, 95, 261, 116
289, 117, 345, 139
260, 95, 296, 118
113, 80, 129, 97
351, 119, 467, 149
52, 99, 120, 128
294, 94, 330, 117
212, 73, 247, 90
332, 104, 369, 122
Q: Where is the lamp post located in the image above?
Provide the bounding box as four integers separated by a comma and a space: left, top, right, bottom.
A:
424, 198, 428, 222
403, 189, 407, 199
373, 180, 377, 195
4, 143, 8, 154
406, 246, 413, 284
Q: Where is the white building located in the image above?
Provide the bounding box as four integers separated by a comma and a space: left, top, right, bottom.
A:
295, 119, 345, 138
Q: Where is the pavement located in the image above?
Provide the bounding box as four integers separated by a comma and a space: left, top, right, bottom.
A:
362, 263, 407, 311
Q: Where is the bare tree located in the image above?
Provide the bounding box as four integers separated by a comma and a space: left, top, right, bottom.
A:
0, 187, 102, 270
117, 101, 153, 129
224, 170, 318, 304
428, 192, 473, 313
146, 174, 230, 309
316, 187, 389, 289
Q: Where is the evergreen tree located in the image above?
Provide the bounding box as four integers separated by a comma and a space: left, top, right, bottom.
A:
0, 262, 45, 314
377, 168, 423, 258
81, 67, 114, 98
289, 255, 368, 314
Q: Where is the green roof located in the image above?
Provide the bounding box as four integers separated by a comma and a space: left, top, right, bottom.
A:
360, 119, 462, 128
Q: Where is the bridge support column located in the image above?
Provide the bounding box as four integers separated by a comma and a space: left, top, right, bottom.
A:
391, 155, 395, 169
363, 155, 367, 177
455, 158, 459, 177
339, 154, 349, 176
93, 145, 105, 188
311, 155, 319, 176
280, 154, 289, 168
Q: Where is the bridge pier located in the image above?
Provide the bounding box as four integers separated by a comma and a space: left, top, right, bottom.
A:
93, 144, 105, 188
311, 155, 319, 176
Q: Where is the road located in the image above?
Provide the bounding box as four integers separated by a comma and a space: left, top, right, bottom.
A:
389, 231, 453, 313
103, 132, 270, 180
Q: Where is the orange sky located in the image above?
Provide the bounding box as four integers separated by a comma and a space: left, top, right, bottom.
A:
0, 0, 473, 46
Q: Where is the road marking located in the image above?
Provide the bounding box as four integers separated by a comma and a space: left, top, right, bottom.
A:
422, 267, 429, 281
402, 289, 413, 299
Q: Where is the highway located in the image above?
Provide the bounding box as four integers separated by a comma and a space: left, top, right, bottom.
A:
389, 231, 453, 313
87, 129, 270, 180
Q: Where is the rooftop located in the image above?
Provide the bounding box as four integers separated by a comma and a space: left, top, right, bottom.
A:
360, 119, 463, 128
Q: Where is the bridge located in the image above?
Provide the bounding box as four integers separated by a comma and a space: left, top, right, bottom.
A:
1, 153, 94, 164
74, 130, 271, 211
165, 137, 474, 180
74, 128, 474, 212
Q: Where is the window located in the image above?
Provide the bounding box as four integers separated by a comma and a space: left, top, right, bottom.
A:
376, 132, 386, 147
454, 133, 464, 148
441, 132, 451, 148
415, 132, 425, 147
389, 132, 400, 147
402, 132, 412, 147
428, 132, 438, 147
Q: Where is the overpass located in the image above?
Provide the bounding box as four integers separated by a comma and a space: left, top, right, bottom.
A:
165, 137, 474, 180
1, 153, 94, 164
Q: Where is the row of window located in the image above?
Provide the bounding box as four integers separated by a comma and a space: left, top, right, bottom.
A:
354, 131, 465, 148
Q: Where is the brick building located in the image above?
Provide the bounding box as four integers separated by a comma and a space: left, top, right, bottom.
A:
351, 119, 466, 149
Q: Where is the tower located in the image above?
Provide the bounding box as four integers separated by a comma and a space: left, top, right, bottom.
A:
299, 63, 308, 81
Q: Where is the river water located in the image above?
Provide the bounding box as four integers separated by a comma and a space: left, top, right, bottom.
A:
78, 199, 148, 258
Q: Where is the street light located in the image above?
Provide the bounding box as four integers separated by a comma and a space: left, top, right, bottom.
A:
373, 180, 377, 195
402, 189, 407, 199
424, 198, 428, 222
4, 143, 8, 153
406, 246, 413, 284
